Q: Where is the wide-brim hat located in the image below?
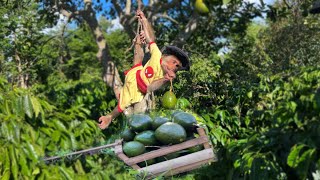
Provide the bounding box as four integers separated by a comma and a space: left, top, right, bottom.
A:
310, 1, 320, 14
162, 46, 190, 71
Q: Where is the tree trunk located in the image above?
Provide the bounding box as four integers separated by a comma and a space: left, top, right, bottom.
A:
82, 0, 123, 99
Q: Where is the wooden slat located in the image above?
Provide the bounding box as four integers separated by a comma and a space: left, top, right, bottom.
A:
126, 136, 209, 165
197, 128, 211, 149
164, 158, 214, 177
138, 149, 215, 177
114, 142, 128, 161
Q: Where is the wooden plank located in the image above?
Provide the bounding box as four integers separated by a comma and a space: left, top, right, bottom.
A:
140, 158, 216, 179
164, 158, 214, 177
197, 128, 211, 149
131, 164, 141, 170
138, 149, 215, 177
126, 136, 209, 165
114, 142, 128, 160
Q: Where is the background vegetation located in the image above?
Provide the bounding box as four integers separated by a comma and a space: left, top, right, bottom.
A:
0, 0, 319, 179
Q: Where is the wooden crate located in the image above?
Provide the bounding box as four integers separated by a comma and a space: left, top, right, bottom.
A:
114, 127, 217, 179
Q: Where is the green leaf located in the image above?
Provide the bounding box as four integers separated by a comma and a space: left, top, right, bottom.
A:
9, 145, 18, 180
30, 96, 42, 118
74, 160, 86, 175
223, 0, 231, 5
176, 98, 192, 110
4, 147, 10, 171
15, 96, 24, 117
18, 151, 30, 176
247, 91, 253, 99
1, 122, 10, 141
26, 143, 38, 162
39, 99, 55, 112
23, 95, 33, 118
32, 167, 40, 175
1, 170, 11, 180
297, 148, 316, 179
40, 127, 53, 136
287, 144, 305, 168
52, 130, 61, 142
53, 120, 67, 132
69, 133, 78, 149
59, 167, 74, 180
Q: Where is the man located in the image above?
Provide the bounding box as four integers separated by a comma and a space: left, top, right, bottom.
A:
98, 10, 190, 129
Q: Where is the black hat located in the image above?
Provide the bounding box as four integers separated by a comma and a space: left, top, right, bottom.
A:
310, 1, 320, 14
162, 46, 190, 71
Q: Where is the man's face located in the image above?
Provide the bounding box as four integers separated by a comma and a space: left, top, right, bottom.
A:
162, 55, 182, 72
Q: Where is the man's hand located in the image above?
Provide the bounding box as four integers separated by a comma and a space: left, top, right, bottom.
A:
164, 71, 176, 81
136, 10, 146, 20
136, 10, 155, 44
98, 115, 113, 129
162, 64, 176, 81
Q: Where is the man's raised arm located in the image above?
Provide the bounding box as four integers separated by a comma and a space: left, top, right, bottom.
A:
137, 10, 155, 44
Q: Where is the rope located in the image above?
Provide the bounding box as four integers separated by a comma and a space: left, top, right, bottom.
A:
125, 0, 144, 53
170, 79, 174, 92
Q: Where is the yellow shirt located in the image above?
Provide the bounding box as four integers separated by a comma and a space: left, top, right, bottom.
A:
117, 43, 164, 112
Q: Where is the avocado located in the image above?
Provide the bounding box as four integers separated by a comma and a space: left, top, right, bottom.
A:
134, 130, 157, 146
121, 129, 135, 142
123, 141, 146, 157
129, 114, 152, 132
162, 91, 177, 109
172, 112, 197, 130
155, 122, 187, 145
152, 116, 169, 130
171, 110, 184, 119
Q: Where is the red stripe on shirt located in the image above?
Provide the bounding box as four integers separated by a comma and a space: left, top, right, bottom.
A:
136, 70, 147, 94
117, 93, 123, 113
148, 42, 155, 49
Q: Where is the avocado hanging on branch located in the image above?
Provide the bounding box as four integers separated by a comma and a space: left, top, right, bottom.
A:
162, 80, 177, 109
195, 0, 210, 14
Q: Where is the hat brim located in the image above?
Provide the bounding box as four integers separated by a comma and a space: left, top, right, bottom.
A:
162, 46, 190, 71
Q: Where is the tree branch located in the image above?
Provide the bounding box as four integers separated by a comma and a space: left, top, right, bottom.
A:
125, 0, 131, 15
172, 12, 200, 48
153, 13, 179, 24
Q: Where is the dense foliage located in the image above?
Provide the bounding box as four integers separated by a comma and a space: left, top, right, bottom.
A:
1, 0, 320, 179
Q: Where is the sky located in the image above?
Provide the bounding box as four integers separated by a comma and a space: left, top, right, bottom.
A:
108, 0, 276, 31
245, 0, 275, 4
43, 0, 276, 33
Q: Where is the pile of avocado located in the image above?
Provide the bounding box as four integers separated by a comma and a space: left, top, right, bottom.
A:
121, 110, 204, 167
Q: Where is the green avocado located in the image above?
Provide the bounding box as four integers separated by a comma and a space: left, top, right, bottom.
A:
171, 110, 184, 119
152, 116, 169, 130
134, 130, 157, 146
155, 122, 187, 145
172, 112, 197, 130
123, 141, 146, 157
129, 114, 152, 132
121, 129, 135, 142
